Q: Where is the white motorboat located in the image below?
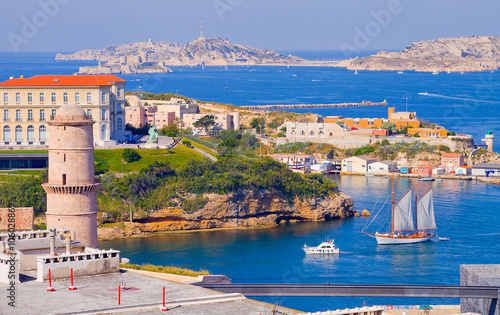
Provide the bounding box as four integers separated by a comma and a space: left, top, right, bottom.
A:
303, 240, 340, 254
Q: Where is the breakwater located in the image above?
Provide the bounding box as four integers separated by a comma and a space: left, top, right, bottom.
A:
240, 100, 388, 110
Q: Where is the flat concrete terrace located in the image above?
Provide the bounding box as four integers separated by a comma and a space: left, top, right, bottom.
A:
0, 270, 301, 315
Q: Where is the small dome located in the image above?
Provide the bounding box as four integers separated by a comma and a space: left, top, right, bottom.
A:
54, 104, 88, 122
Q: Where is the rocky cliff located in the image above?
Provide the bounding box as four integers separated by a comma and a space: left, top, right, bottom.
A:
56, 37, 305, 66
336, 36, 500, 72
97, 190, 354, 240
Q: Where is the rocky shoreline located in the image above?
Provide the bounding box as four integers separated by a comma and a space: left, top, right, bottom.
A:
98, 190, 354, 241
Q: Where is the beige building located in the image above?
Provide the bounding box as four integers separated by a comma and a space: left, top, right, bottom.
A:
0, 75, 126, 146
182, 113, 240, 134
341, 155, 377, 173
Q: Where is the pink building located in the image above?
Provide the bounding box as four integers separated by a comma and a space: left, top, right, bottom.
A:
126, 105, 175, 129
417, 163, 436, 176
441, 153, 465, 173
150, 111, 175, 129
126, 106, 148, 127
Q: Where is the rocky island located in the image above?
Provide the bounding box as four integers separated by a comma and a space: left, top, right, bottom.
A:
55, 36, 306, 74
336, 36, 500, 72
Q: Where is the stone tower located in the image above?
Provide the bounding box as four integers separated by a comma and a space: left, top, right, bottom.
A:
42, 104, 100, 248
482, 130, 494, 152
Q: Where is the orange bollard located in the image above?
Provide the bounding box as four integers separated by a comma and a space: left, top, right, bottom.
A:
68, 268, 77, 290
47, 269, 55, 292
161, 286, 168, 311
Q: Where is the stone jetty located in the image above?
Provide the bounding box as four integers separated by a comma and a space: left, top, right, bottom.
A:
241, 100, 388, 110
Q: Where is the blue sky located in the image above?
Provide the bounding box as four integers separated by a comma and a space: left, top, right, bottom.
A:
1, 0, 499, 53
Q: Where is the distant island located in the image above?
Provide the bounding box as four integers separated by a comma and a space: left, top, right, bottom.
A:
335, 36, 500, 73
55, 36, 306, 74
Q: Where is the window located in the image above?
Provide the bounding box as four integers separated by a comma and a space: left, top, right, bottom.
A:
117, 118, 123, 131
62, 174, 66, 185
101, 109, 106, 120
63, 92, 68, 103
3, 109, 8, 121
117, 104, 122, 114
51, 92, 56, 103
16, 93, 20, 103
368, 121, 374, 126
454, 159, 457, 163
354, 121, 359, 125
40, 109, 45, 121
3, 126, 10, 141
28, 92, 32, 103
87, 109, 92, 119
75, 92, 80, 103
3, 93, 8, 103
28, 109, 33, 121
39, 125, 46, 141
101, 125, 106, 140
16, 109, 21, 121
40, 93, 45, 103
51, 109, 56, 117
15, 125, 22, 142
101, 92, 106, 103
87, 92, 92, 103
27, 125, 34, 141
117, 88, 122, 97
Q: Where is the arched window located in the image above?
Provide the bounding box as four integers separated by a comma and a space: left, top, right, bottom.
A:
39, 92, 45, 103
51, 109, 56, 117
87, 109, 92, 119
75, 92, 80, 103
39, 125, 46, 141
16, 109, 21, 121
63, 92, 68, 103
15, 125, 22, 142
3, 126, 10, 142
87, 92, 92, 102
28, 109, 33, 121
101, 125, 106, 140
28, 92, 32, 103
319, 131, 324, 137
27, 125, 34, 141
329, 132, 333, 136
3, 109, 8, 121
310, 130, 315, 136
117, 117, 123, 131
40, 109, 45, 121
300, 130, 305, 136
51, 92, 56, 103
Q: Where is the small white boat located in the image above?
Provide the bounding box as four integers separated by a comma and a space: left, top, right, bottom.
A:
397, 71, 404, 74
432, 67, 439, 75
438, 237, 450, 241
354, 70, 358, 75
303, 240, 340, 254
418, 177, 435, 181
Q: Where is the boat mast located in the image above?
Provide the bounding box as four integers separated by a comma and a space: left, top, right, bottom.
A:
391, 175, 395, 236
415, 181, 418, 232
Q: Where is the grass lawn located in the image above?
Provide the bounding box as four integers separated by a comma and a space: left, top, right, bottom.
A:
183, 138, 217, 156
95, 146, 205, 173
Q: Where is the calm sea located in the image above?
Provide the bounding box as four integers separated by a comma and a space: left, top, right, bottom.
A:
1, 52, 499, 311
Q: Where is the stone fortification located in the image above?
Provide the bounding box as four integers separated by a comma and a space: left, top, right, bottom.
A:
98, 191, 354, 239
337, 36, 500, 72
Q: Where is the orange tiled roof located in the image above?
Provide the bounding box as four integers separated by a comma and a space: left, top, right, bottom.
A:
0, 75, 125, 87
442, 153, 462, 158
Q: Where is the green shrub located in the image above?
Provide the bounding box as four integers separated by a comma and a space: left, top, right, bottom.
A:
122, 148, 142, 163
182, 196, 209, 213
438, 145, 451, 153
182, 140, 192, 146
95, 160, 109, 175
166, 132, 176, 137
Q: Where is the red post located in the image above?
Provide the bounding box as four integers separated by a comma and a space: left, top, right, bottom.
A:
68, 268, 77, 290
161, 286, 168, 311
118, 285, 121, 305
47, 269, 55, 292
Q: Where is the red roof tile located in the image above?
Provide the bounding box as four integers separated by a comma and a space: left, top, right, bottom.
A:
0, 75, 125, 87
442, 153, 463, 158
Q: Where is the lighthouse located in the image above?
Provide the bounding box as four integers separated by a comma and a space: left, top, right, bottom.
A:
42, 104, 100, 248
482, 130, 494, 152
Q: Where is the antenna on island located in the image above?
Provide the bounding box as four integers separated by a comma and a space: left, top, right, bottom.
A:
200, 16, 204, 38
403, 92, 410, 112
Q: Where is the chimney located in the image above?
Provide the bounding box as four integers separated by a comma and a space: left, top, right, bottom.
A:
49, 229, 56, 256
9, 76, 13, 80
64, 232, 72, 255
20, 75, 23, 79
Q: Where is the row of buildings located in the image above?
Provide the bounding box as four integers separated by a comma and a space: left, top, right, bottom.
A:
0, 75, 240, 146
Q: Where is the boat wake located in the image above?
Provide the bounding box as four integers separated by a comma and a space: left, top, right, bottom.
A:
418, 92, 500, 104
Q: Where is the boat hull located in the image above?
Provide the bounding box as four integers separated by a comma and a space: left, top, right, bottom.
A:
375, 234, 433, 245
303, 248, 340, 254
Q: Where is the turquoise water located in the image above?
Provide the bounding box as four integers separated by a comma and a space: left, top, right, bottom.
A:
101, 177, 500, 311
1, 53, 499, 311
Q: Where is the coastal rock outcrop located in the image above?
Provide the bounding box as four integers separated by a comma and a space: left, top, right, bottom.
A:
56, 37, 305, 67
336, 36, 500, 73
99, 190, 354, 238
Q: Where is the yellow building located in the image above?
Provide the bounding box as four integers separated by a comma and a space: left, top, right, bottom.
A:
0, 75, 126, 146
407, 127, 448, 138
324, 107, 420, 130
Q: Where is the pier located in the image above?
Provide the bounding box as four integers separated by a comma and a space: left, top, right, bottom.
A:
240, 100, 388, 110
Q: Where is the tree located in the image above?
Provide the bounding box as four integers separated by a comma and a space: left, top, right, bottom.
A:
122, 148, 142, 163
159, 118, 180, 136
194, 115, 215, 133
182, 140, 192, 147
250, 117, 266, 133
380, 122, 398, 133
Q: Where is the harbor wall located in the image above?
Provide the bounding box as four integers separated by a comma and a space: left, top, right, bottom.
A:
460, 264, 500, 315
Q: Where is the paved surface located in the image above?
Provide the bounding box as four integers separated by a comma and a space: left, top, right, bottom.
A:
0, 270, 302, 315
192, 147, 217, 161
